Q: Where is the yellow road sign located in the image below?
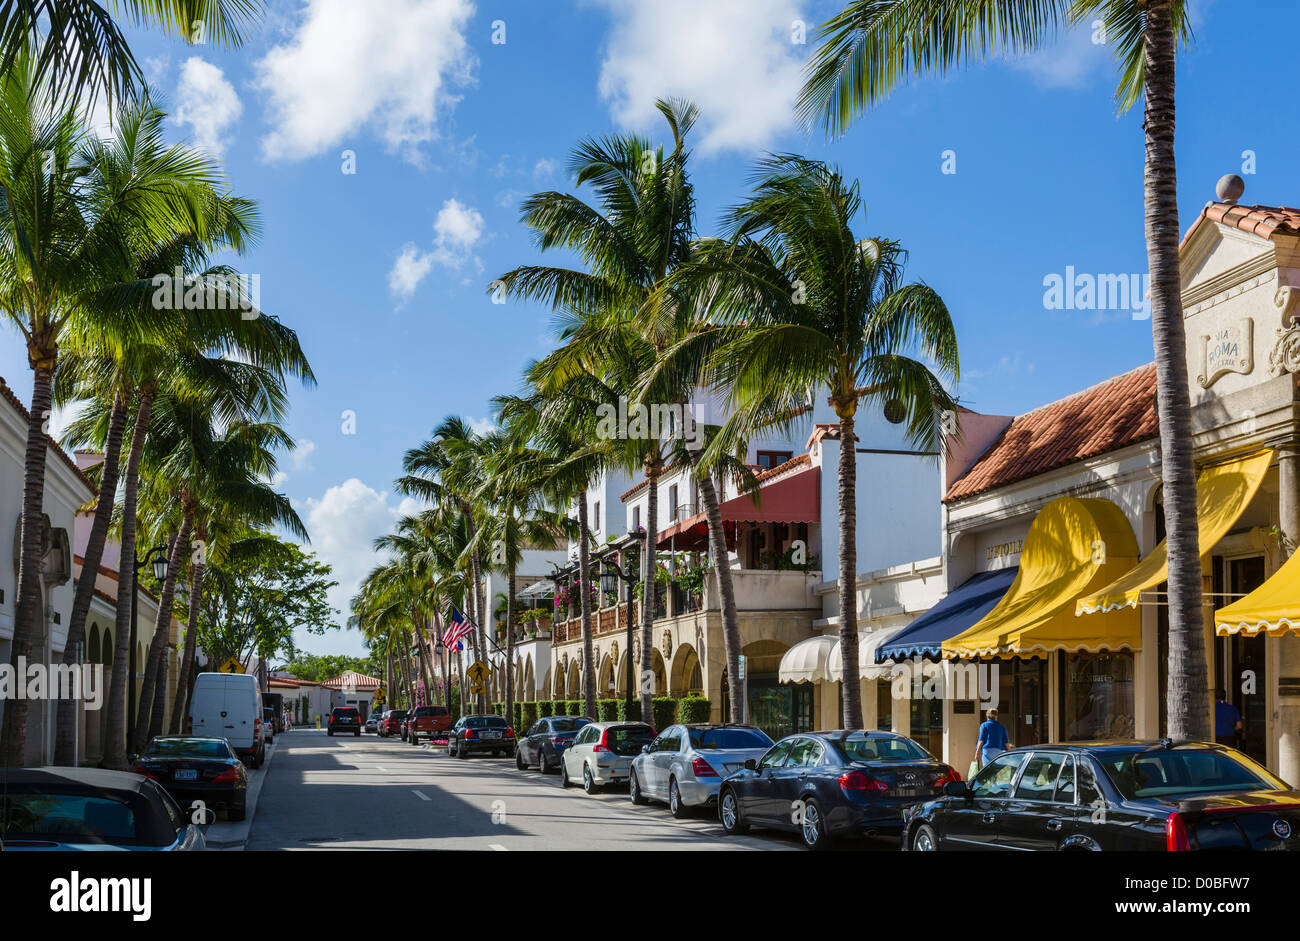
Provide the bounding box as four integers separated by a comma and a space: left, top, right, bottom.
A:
471, 684, 486, 695
373, 688, 386, 705
217, 657, 244, 674
466, 660, 491, 683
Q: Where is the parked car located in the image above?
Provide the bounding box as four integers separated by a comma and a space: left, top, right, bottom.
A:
631, 723, 773, 817
516, 715, 593, 773
718, 730, 959, 850
133, 736, 249, 822
903, 740, 1300, 852
560, 721, 655, 793
378, 709, 407, 738
0, 767, 215, 850
408, 705, 454, 745
262, 708, 276, 744
364, 712, 380, 733
328, 706, 362, 737
447, 715, 515, 758
187, 672, 265, 768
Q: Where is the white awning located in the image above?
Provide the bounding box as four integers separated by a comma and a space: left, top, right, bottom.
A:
518, 578, 556, 599
828, 627, 906, 682
777, 634, 838, 684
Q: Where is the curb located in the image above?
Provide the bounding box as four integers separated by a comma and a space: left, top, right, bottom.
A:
205, 732, 281, 850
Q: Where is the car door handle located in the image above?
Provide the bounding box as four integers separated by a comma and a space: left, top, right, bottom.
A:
1046, 819, 1064, 832
982, 812, 997, 824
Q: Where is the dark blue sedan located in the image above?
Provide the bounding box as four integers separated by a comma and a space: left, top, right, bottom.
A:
717, 730, 960, 849
515, 715, 592, 773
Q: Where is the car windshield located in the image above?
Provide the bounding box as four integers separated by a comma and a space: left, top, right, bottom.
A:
1100, 748, 1283, 799
1, 793, 138, 843
835, 736, 931, 763
688, 728, 773, 750
550, 718, 589, 733
145, 740, 231, 759
606, 726, 654, 756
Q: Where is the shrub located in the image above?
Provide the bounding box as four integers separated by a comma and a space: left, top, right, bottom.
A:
616, 699, 641, 722
537, 699, 554, 718
522, 701, 539, 729
567, 699, 583, 716
596, 699, 619, 721
652, 697, 678, 732
676, 696, 711, 724
512, 701, 523, 731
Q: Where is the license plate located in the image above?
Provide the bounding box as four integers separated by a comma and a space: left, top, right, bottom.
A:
483, 731, 500, 739
174, 770, 198, 781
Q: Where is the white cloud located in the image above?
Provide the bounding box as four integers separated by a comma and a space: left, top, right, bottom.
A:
495, 188, 525, 210
467, 415, 496, 437
429, 198, 485, 268
389, 242, 435, 299
1009, 25, 1110, 89
594, 0, 806, 155
302, 478, 421, 627
254, 0, 476, 163
269, 470, 289, 488
532, 157, 558, 179
174, 57, 242, 157
290, 438, 316, 471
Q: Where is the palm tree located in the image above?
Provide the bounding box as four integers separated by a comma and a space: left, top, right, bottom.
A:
1, 1, 262, 104
798, 0, 1206, 739
671, 156, 959, 729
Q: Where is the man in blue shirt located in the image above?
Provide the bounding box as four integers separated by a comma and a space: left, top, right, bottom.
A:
976, 708, 1012, 768
1214, 689, 1242, 748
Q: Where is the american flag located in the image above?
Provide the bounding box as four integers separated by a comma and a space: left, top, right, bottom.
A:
442, 607, 474, 651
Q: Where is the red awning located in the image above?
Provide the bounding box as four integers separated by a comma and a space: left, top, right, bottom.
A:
656, 467, 820, 550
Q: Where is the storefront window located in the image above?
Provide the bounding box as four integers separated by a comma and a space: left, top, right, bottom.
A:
877, 681, 893, 732
997, 659, 1048, 746
1060, 651, 1135, 740
909, 696, 943, 758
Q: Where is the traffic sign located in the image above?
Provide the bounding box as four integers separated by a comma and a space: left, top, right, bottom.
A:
373, 687, 386, 705
218, 657, 244, 674
466, 660, 491, 683
737, 654, 746, 680
471, 684, 486, 695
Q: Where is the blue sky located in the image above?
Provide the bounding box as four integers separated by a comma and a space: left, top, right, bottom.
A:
4, 0, 1297, 657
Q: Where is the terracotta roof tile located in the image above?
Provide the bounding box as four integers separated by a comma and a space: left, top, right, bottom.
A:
1183, 202, 1300, 249
943, 364, 1158, 503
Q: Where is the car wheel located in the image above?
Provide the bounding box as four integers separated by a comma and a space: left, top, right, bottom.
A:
327, 730, 333, 737
516, 749, 527, 771
458, 741, 469, 759
719, 788, 748, 835
799, 798, 831, 851
228, 803, 246, 822
629, 770, 646, 805
559, 759, 570, 788
583, 764, 598, 794
354, 730, 360, 737
912, 824, 940, 852
447, 739, 456, 757
537, 749, 550, 775
668, 778, 691, 818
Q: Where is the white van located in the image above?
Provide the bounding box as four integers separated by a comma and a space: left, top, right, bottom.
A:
188, 673, 266, 768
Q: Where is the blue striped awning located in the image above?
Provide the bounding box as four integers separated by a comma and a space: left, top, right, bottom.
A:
875, 568, 1018, 662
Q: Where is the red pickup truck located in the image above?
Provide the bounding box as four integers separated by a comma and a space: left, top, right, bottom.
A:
407, 705, 453, 745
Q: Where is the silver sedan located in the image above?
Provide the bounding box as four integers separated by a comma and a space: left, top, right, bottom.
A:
630, 724, 774, 817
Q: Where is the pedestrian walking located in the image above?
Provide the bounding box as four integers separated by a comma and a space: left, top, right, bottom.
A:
976, 708, 1012, 770
1214, 689, 1243, 748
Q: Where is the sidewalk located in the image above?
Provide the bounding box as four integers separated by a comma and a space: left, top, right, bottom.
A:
205, 730, 284, 851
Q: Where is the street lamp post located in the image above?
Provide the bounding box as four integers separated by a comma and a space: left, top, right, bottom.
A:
128, 544, 169, 755
600, 539, 641, 716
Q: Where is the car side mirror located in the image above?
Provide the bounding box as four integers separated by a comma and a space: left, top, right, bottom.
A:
944, 780, 970, 798
744, 759, 757, 771
642, 744, 651, 754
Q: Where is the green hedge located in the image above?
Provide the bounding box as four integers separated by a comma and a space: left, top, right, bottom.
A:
652, 697, 678, 731
566, 699, 583, 716
537, 699, 554, 717
522, 701, 539, 729
596, 699, 619, 721
512, 701, 524, 731
616, 699, 642, 722
676, 696, 711, 724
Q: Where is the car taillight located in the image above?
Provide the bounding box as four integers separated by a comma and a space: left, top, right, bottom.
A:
550, 736, 567, 745
838, 771, 888, 792
505, 727, 514, 738
132, 764, 158, 780
592, 729, 610, 753
464, 729, 476, 739
1166, 811, 1192, 851
213, 767, 240, 783
691, 757, 719, 778
933, 768, 962, 788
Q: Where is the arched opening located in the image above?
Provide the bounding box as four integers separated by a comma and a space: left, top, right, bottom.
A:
87, 624, 100, 663
597, 654, 615, 697
669, 643, 703, 697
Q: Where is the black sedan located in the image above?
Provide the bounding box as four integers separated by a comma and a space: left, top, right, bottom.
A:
0, 767, 214, 850
448, 714, 515, 758
717, 730, 960, 849
516, 715, 592, 773
902, 739, 1300, 851
134, 736, 249, 821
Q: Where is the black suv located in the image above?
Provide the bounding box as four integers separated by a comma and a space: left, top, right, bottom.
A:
328, 707, 361, 737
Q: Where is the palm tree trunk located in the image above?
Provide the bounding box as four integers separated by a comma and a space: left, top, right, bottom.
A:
104, 390, 155, 769
640, 455, 661, 723
0, 353, 56, 766
54, 392, 129, 764
413, 614, 436, 706
689, 447, 743, 723
133, 519, 192, 750
505, 569, 517, 728
1144, 0, 1205, 740
168, 521, 205, 734
148, 645, 169, 743
578, 499, 597, 717
837, 411, 862, 728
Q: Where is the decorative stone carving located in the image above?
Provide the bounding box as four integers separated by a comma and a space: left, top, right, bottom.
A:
662, 630, 672, 659
1269, 316, 1300, 376
1197, 317, 1253, 387
1276, 285, 1300, 321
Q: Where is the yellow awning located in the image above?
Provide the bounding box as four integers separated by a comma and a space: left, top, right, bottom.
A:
1076, 450, 1273, 614
943, 497, 1140, 659
1215, 544, 1300, 637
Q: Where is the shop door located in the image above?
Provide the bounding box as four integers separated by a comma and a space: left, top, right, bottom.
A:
997, 659, 1048, 747
1221, 557, 1268, 764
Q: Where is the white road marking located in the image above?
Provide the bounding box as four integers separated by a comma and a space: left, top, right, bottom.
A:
375, 766, 388, 773
489, 843, 508, 851
413, 790, 432, 801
